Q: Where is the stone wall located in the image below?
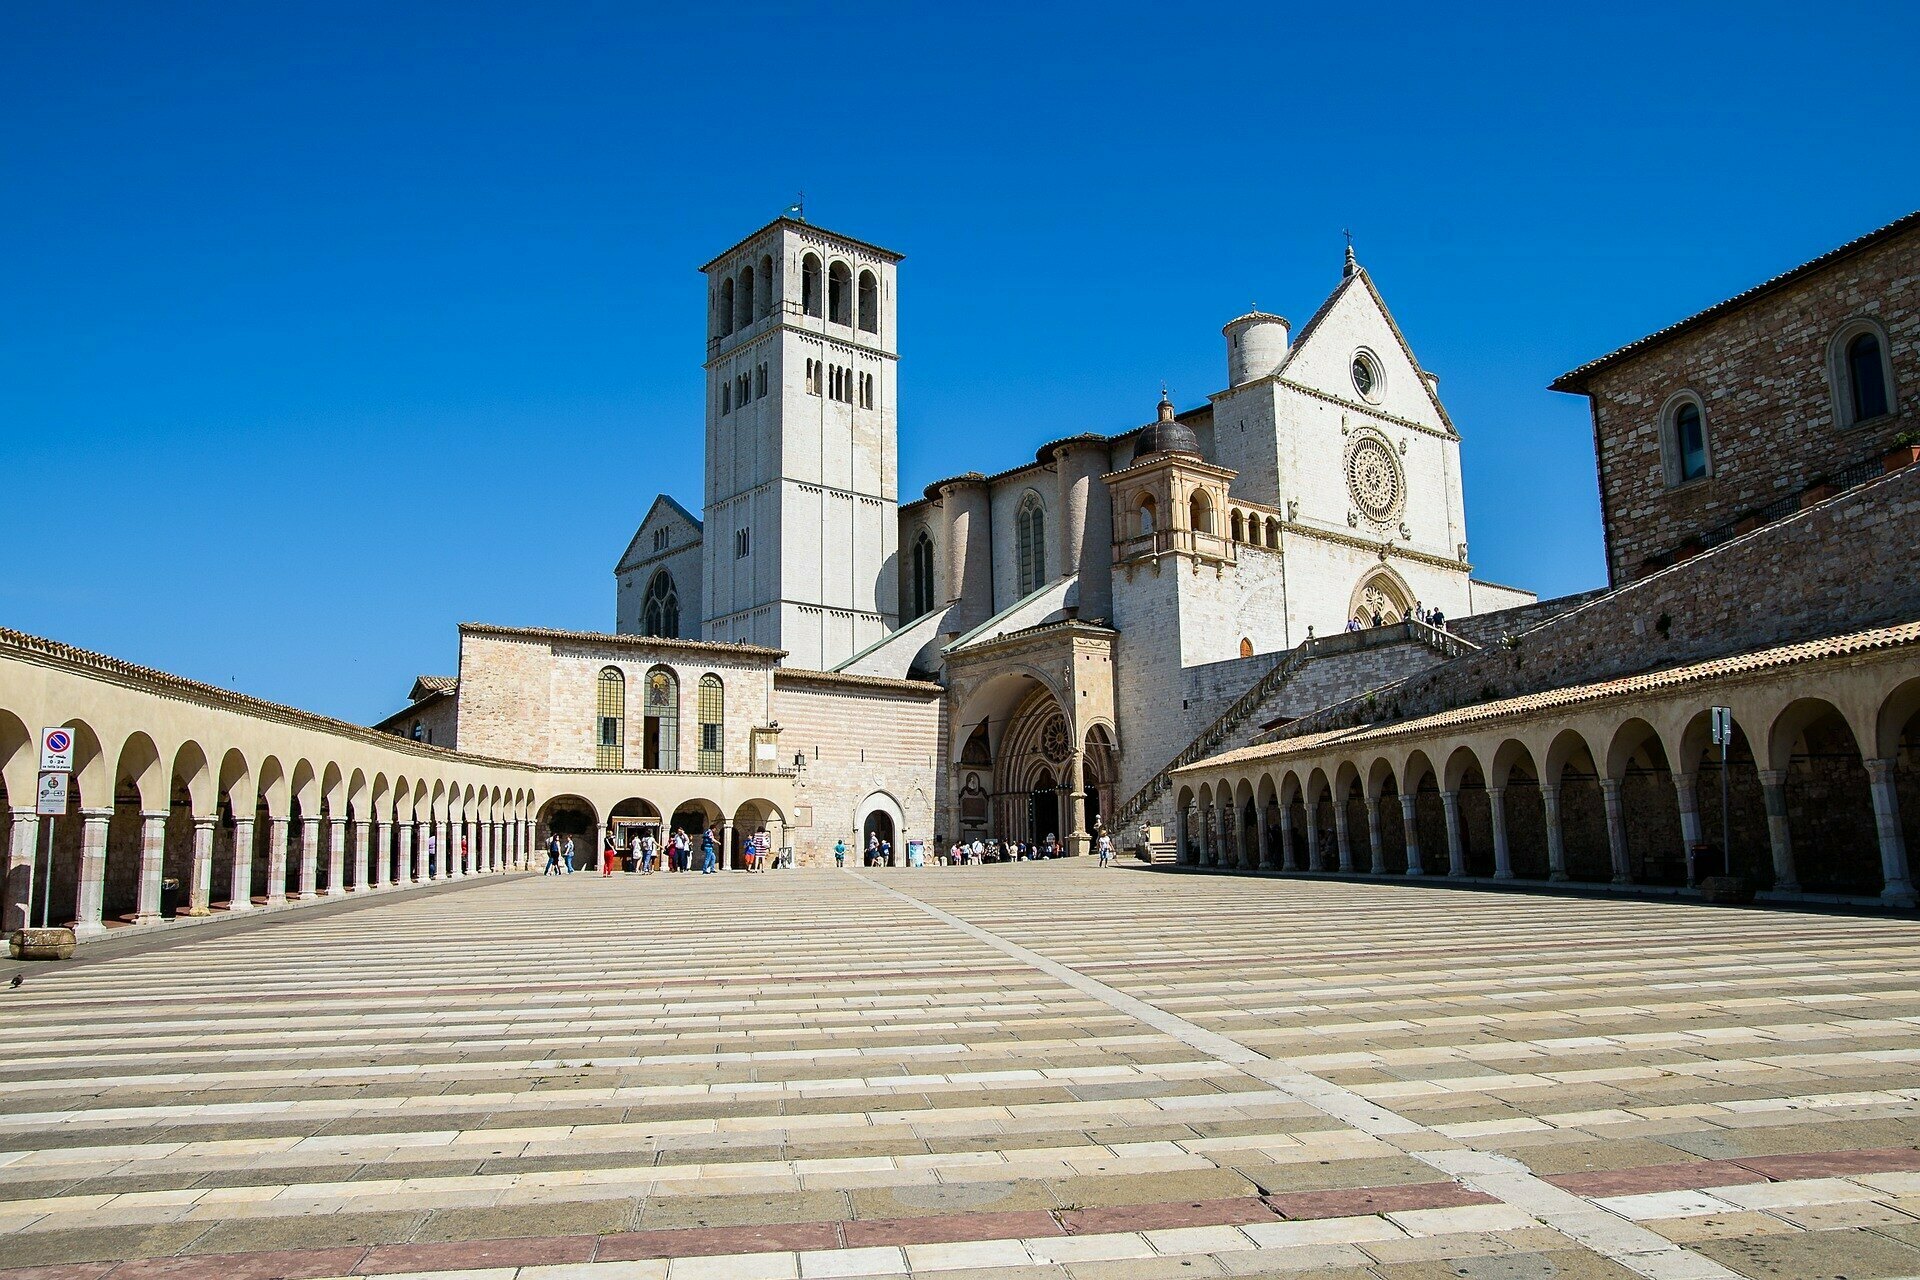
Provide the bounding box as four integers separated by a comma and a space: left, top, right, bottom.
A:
1577, 223, 1918, 585
773, 670, 945, 865
1279, 463, 1920, 741
453, 627, 779, 773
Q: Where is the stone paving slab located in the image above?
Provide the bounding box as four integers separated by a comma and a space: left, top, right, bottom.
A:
2, 865, 1919, 1278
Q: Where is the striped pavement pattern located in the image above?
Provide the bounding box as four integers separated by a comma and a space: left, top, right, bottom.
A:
1, 863, 1918, 1278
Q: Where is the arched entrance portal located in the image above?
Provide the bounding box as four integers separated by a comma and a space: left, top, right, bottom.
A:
1349, 567, 1414, 628
862, 810, 895, 865
1027, 768, 1060, 848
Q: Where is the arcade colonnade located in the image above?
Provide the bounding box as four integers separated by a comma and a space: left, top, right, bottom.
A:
1172, 622, 1920, 908
0, 628, 795, 939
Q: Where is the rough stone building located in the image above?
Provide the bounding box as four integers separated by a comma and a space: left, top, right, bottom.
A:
1554, 209, 1918, 585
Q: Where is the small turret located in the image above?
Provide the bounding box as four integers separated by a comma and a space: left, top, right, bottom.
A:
1223, 312, 1289, 387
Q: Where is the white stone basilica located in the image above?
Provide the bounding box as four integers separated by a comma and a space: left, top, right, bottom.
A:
601, 216, 1535, 857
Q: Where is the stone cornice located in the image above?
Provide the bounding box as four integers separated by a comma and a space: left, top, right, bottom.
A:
1280, 522, 1471, 573
707, 320, 899, 370
1217, 376, 1457, 441
945, 619, 1117, 667
462, 623, 786, 662
775, 668, 945, 697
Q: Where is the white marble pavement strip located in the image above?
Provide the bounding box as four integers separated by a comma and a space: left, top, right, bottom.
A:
852, 871, 1749, 1280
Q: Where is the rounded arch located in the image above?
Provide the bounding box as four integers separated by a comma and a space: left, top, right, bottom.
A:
1188, 488, 1215, 535
169, 740, 213, 815
1767, 697, 1861, 773
857, 789, 905, 862
113, 731, 163, 808
320, 761, 345, 813
827, 259, 853, 325
856, 267, 879, 333
0, 710, 34, 801
1441, 744, 1484, 793
1229, 510, 1245, 543
717, 276, 735, 337
1658, 388, 1712, 485
1877, 676, 1920, 760
800, 252, 823, 317
1349, 566, 1414, 627
735, 264, 755, 331
1828, 315, 1897, 428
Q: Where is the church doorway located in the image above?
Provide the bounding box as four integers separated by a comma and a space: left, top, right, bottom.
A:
862, 811, 896, 865
1028, 769, 1060, 847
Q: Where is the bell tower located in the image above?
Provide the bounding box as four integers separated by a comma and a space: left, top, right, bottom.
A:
698, 217, 903, 669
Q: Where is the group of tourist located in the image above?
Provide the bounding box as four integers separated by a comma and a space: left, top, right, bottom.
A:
1347, 601, 1448, 632
832, 830, 1116, 868
537, 825, 785, 876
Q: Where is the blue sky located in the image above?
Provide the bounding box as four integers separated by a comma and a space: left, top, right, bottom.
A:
3, 2, 1916, 724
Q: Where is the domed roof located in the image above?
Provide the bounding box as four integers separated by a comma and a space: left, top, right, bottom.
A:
1131, 391, 1201, 462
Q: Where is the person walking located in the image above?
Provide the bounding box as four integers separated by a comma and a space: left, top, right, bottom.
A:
640, 831, 656, 874
1097, 832, 1113, 867
834, 839, 846, 869
701, 826, 718, 874
425, 830, 438, 879
561, 834, 576, 873
602, 831, 617, 877
543, 832, 561, 875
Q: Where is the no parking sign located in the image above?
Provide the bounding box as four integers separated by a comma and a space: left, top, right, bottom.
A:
40, 727, 74, 772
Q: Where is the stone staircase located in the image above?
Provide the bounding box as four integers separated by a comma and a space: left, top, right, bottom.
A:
1115, 621, 1477, 842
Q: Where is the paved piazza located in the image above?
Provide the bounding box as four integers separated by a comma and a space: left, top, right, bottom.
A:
5, 867, 1920, 1280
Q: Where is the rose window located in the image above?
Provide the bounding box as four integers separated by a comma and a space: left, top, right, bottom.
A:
1345, 436, 1405, 524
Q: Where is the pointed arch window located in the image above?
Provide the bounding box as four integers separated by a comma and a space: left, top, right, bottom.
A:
643, 667, 679, 770
697, 675, 725, 773
857, 269, 879, 333
718, 278, 735, 337
643, 569, 679, 638
801, 253, 822, 317
1016, 492, 1047, 595
595, 667, 625, 768
910, 530, 936, 618
827, 261, 852, 325
758, 253, 774, 317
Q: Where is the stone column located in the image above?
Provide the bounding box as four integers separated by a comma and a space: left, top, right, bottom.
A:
351, 820, 371, 892
1066, 750, 1090, 858
135, 811, 168, 925
1598, 778, 1631, 884
186, 817, 215, 915
266, 817, 290, 906
1399, 794, 1423, 876
1439, 790, 1466, 877
720, 819, 735, 871
229, 815, 257, 912
1254, 803, 1271, 871
1487, 788, 1513, 880
1672, 772, 1704, 873
297, 816, 320, 898
1365, 798, 1385, 875
1864, 759, 1915, 908
73, 808, 112, 939
5, 809, 40, 933
325, 818, 347, 897
1541, 784, 1568, 881
375, 820, 393, 888
1757, 769, 1799, 893
1333, 802, 1354, 873
397, 823, 415, 885
1278, 806, 1297, 871
1304, 803, 1322, 871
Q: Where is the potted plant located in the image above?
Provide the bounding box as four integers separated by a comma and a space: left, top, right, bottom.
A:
1798, 479, 1841, 508
1883, 431, 1920, 473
